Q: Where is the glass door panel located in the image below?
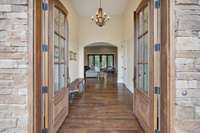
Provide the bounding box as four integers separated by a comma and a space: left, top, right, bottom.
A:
54, 7, 59, 34
108, 55, 113, 67
53, 7, 67, 94
101, 55, 107, 69
89, 55, 94, 67
53, 64, 59, 92
94, 55, 100, 68
60, 64, 65, 89
136, 4, 149, 94
60, 12, 65, 37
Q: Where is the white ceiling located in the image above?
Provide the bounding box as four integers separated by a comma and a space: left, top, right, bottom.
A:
71, 0, 129, 16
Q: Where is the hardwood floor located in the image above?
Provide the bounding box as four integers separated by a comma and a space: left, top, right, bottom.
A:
58, 74, 143, 133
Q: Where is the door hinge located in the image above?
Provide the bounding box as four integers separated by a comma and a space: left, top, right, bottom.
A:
155, 86, 160, 95
42, 44, 48, 52
155, 129, 160, 133
155, 43, 160, 52
42, 128, 48, 133
41, 86, 48, 94
155, 0, 160, 8
42, 2, 48, 11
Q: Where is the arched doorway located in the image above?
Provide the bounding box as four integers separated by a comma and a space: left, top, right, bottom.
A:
84, 42, 118, 80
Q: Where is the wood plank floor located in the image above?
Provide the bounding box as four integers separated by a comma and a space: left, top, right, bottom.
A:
58, 75, 143, 133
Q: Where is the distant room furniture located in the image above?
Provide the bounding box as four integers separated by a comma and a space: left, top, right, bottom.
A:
69, 78, 85, 103
107, 66, 115, 73
84, 66, 90, 78
85, 69, 98, 78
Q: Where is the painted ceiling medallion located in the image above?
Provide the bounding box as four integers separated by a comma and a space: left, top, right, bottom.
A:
91, 0, 110, 27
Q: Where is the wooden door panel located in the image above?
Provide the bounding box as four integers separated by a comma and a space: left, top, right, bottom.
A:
48, 0, 69, 132
133, 0, 155, 132
134, 90, 151, 132
52, 88, 68, 132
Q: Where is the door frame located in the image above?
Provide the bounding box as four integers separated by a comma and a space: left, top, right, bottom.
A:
133, 0, 175, 133
32, 0, 43, 133
160, 0, 175, 133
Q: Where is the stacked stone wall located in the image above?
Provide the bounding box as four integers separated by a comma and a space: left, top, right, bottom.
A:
0, 0, 29, 132
174, 0, 200, 132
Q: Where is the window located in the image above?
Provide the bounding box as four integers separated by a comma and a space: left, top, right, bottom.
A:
135, 5, 149, 94
107, 55, 114, 67
101, 55, 107, 69
88, 54, 114, 70
89, 55, 94, 67
53, 6, 68, 94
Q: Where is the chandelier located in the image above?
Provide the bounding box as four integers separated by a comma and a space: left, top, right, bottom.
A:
91, 0, 110, 27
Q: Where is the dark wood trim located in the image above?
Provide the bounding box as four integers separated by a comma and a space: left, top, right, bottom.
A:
160, 0, 175, 133
33, 0, 42, 133
135, 0, 148, 14
54, 0, 68, 15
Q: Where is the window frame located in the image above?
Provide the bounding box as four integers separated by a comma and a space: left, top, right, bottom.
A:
87, 54, 114, 69
52, 1, 69, 96
134, 1, 150, 95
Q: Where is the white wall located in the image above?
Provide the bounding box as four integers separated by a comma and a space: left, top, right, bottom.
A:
60, 0, 142, 92
61, 0, 79, 82
78, 16, 125, 83
122, 0, 141, 92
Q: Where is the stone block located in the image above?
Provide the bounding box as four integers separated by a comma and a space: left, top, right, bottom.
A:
11, 5, 27, 12
0, 119, 17, 131
177, 15, 200, 30
176, 105, 195, 120
176, 64, 200, 72
176, 80, 200, 88
0, 12, 27, 19
176, 120, 200, 132
175, 30, 199, 37
176, 37, 200, 51
176, 58, 194, 65
0, 31, 9, 42
176, 72, 200, 80
0, 46, 28, 53
176, 97, 200, 106
0, 60, 27, 69
175, 6, 200, 16
0, 5, 11, 12
0, 89, 12, 95
195, 106, 200, 120
0, 0, 28, 5
0, 95, 26, 104
18, 89, 27, 96
176, 0, 199, 5
176, 88, 200, 98
176, 51, 200, 58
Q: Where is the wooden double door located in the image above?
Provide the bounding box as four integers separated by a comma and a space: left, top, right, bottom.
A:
34, 0, 69, 133
133, 0, 161, 132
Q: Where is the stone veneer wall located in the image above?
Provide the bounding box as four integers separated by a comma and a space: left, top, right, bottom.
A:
0, 0, 29, 132
174, 0, 200, 132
